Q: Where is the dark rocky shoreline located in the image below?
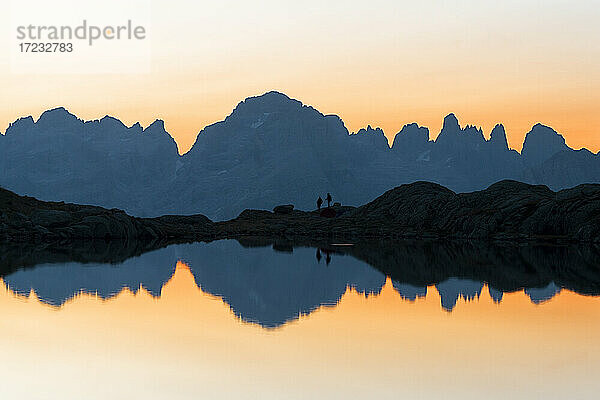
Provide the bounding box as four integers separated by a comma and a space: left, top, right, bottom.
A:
218, 180, 600, 243
2, 180, 600, 244
0, 185, 216, 242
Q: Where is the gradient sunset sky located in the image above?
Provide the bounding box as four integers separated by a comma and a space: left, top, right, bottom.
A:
1, 0, 599, 153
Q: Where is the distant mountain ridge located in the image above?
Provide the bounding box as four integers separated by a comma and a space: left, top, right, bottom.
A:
1, 91, 598, 219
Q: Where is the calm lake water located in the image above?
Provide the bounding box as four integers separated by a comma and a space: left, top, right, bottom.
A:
1, 239, 599, 399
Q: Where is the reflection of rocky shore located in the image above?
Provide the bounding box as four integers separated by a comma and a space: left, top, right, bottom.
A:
1, 239, 599, 325
340, 240, 600, 297
240, 238, 600, 311
0, 239, 172, 277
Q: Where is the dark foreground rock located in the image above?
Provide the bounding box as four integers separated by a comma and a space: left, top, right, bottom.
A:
2, 180, 600, 244
273, 204, 294, 215
0, 187, 216, 242
218, 180, 600, 243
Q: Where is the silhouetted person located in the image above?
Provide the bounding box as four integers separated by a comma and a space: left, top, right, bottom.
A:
316, 249, 322, 263
317, 196, 323, 210
326, 253, 331, 265
326, 193, 332, 207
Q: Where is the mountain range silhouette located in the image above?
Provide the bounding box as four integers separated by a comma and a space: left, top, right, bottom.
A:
1, 91, 598, 219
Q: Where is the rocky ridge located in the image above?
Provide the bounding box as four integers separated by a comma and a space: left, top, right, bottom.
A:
4, 179, 598, 244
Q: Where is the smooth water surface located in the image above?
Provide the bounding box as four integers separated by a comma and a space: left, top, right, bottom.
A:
0, 240, 599, 399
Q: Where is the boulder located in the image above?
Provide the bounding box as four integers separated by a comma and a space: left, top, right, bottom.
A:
273, 204, 294, 215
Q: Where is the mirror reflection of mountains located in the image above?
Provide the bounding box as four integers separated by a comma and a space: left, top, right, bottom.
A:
2, 240, 598, 327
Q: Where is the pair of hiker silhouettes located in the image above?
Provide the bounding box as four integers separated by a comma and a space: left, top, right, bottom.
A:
317, 193, 332, 210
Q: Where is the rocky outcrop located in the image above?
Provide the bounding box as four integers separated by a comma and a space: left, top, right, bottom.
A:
2, 180, 600, 244
217, 180, 600, 243
350, 180, 600, 241
273, 204, 294, 214
0, 186, 215, 242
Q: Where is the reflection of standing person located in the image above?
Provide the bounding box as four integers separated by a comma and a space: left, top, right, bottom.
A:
317, 197, 323, 210
326, 253, 331, 265
316, 248, 322, 262
326, 193, 332, 207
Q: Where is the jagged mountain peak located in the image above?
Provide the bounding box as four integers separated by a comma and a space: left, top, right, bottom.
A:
4, 107, 82, 136
350, 125, 390, 150
354, 125, 384, 136
391, 123, 430, 153
489, 124, 509, 150
491, 123, 505, 135
442, 113, 460, 131
241, 91, 295, 107
436, 113, 486, 148
401, 122, 423, 130
189, 91, 351, 154
144, 119, 166, 132
397, 122, 430, 136
141, 119, 179, 148
525, 123, 568, 146
127, 121, 144, 134
531, 122, 554, 131
522, 123, 569, 165
256, 90, 292, 101
90, 115, 128, 131
37, 107, 80, 124
231, 91, 305, 117
5, 116, 35, 135
464, 124, 484, 135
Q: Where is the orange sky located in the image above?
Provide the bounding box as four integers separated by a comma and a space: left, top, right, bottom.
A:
1, 1, 598, 154
0, 261, 599, 399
